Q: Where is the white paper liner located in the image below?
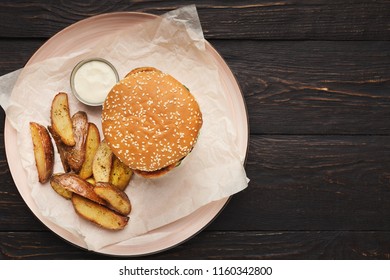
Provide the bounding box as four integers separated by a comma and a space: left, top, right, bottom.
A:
0, 5, 248, 251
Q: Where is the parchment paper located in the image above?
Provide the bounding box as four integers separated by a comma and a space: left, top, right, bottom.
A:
0, 5, 248, 251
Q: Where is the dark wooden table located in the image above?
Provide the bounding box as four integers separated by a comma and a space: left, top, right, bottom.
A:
0, 1, 389, 260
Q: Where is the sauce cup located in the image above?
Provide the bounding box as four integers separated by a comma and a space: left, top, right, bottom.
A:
70, 58, 119, 106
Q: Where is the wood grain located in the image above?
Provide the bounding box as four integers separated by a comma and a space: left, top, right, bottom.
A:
211, 40, 390, 135
0, 39, 44, 75
0, 40, 389, 134
0, 1, 388, 40
1, 231, 390, 259
0, 0, 389, 260
211, 135, 390, 231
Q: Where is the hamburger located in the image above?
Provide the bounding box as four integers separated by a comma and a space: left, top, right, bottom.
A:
101, 67, 203, 178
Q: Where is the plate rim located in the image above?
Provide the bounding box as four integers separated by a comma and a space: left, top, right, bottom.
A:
4, 11, 249, 256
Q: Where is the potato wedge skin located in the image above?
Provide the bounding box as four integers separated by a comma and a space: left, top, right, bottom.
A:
30, 122, 54, 183
110, 156, 133, 191
94, 182, 132, 216
92, 140, 113, 183
67, 111, 88, 173
51, 92, 75, 146
51, 173, 106, 205
72, 194, 129, 230
79, 122, 101, 179
48, 125, 71, 173
50, 175, 72, 199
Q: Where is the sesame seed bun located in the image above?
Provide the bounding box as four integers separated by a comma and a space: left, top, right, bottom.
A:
101, 67, 202, 178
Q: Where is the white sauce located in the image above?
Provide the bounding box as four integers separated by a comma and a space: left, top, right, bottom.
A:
73, 60, 118, 104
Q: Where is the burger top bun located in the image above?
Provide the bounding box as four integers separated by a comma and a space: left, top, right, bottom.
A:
102, 67, 203, 174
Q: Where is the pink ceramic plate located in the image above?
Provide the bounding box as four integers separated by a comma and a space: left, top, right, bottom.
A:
4, 12, 248, 256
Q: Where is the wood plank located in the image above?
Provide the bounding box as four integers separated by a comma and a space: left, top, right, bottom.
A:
0, 1, 388, 40
0, 40, 389, 134
1, 134, 390, 231
210, 135, 390, 231
166, 231, 390, 260
212, 40, 390, 135
0, 127, 45, 231
0, 39, 44, 76
1, 230, 389, 259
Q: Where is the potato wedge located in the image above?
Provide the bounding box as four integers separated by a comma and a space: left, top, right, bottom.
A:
48, 125, 71, 173
78, 122, 101, 179
72, 194, 129, 230
109, 156, 133, 190
92, 140, 113, 183
67, 111, 88, 172
94, 182, 132, 216
51, 92, 75, 146
50, 175, 72, 199
86, 177, 96, 185
50, 173, 105, 205
30, 122, 54, 183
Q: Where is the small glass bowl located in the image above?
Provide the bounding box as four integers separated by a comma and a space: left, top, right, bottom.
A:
70, 58, 119, 106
